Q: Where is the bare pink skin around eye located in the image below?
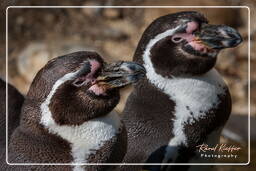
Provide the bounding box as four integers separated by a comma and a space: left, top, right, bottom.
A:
172, 21, 199, 42
86, 59, 107, 96
172, 21, 206, 51
86, 59, 101, 79
186, 21, 198, 34
188, 41, 206, 51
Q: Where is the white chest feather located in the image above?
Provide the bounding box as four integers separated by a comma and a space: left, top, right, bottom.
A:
144, 59, 227, 164
40, 71, 121, 171
146, 65, 226, 144
148, 68, 226, 123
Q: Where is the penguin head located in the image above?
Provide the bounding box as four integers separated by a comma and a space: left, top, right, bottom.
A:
136, 11, 242, 77
27, 51, 145, 125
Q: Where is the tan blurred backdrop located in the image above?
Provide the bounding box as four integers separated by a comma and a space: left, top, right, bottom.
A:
0, 0, 255, 170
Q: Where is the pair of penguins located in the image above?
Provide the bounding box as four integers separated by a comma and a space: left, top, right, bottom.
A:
0, 11, 242, 171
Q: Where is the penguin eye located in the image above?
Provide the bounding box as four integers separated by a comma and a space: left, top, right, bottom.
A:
171, 36, 183, 43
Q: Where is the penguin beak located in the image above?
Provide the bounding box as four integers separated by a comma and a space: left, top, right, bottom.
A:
95, 61, 146, 89
194, 23, 242, 49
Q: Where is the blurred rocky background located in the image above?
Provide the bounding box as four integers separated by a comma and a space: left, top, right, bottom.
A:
0, 0, 255, 170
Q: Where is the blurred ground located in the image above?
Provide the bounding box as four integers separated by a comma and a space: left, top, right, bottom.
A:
0, 0, 255, 170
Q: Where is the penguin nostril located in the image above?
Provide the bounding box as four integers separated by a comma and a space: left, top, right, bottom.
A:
172, 36, 183, 43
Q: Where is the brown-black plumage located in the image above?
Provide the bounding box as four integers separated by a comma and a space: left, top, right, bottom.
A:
121, 11, 242, 171
1, 51, 145, 171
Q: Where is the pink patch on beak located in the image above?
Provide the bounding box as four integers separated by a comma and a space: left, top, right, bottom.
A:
188, 41, 205, 51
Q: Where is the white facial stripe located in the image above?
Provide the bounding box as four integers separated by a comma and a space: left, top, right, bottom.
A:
41, 71, 79, 127
144, 26, 180, 68
143, 26, 180, 81
40, 70, 121, 170
143, 29, 227, 163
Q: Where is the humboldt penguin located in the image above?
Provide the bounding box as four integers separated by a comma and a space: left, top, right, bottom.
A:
2, 51, 145, 171
121, 11, 242, 171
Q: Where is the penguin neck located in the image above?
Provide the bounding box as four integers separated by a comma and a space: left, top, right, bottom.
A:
20, 89, 122, 166
19, 98, 56, 137
38, 70, 122, 137
37, 71, 121, 164
143, 55, 227, 120
20, 99, 122, 166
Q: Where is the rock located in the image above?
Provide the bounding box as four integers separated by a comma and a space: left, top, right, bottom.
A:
103, 8, 121, 19
101, 28, 129, 41
10, 76, 30, 94
102, 41, 133, 61
236, 40, 249, 59
222, 114, 256, 143
240, 0, 256, 33
143, 0, 239, 26
81, 1, 102, 17
17, 43, 49, 82
48, 40, 94, 58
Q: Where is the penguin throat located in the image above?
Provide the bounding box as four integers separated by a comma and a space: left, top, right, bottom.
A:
40, 71, 122, 164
